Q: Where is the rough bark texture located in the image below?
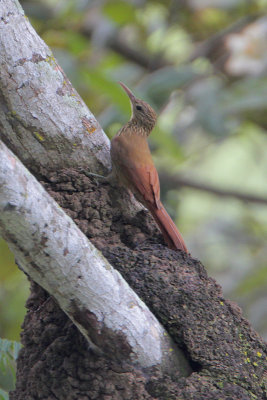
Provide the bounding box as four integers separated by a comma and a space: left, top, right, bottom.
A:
1, 1, 266, 398
0, 0, 110, 175
0, 141, 189, 375
11, 169, 267, 400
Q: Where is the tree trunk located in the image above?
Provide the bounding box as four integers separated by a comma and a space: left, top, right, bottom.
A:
0, 1, 266, 399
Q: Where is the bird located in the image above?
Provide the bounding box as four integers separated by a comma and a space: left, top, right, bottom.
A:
110, 82, 188, 253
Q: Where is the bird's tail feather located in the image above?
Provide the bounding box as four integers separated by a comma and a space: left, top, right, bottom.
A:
148, 202, 188, 252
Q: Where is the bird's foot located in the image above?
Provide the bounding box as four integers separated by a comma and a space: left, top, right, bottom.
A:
86, 171, 107, 180
77, 167, 111, 185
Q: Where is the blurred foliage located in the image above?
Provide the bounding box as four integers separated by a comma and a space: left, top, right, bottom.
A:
0, 338, 21, 396
0, 239, 29, 341
0, 388, 8, 400
1, 0, 267, 356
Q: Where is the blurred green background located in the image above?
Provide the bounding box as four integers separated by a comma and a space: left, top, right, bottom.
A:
1, 0, 267, 349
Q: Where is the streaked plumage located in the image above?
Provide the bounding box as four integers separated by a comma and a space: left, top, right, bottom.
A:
111, 82, 188, 252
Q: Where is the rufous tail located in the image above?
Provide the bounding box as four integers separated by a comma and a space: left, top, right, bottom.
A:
148, 202, 188, 252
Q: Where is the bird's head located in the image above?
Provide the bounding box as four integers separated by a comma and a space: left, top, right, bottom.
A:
119, 82, 157, 135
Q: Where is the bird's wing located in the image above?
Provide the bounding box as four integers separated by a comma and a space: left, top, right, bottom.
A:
111, 135, 188, 252
111, 134, 161, 208
123, 163, 161, 209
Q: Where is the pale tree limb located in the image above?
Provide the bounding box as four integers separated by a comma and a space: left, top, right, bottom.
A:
0, 0, 191, 377
0, 0, 140, 223
1, 2, 266, 399
0, 139, 191, 376
0, 0, 109, 174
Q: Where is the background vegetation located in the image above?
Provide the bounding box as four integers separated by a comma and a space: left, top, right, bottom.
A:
1, 1, 267, 391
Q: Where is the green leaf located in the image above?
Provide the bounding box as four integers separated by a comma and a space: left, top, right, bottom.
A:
0, 339, 22, 392
139, 66, 199, 107
80, 68, 131, 114
235, 264, 267, 296
222, 77, 267, 114
0, 388, 9, 400
103, 1, 136, 25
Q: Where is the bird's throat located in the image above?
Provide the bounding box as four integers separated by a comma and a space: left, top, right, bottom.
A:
120, 119, 151, 137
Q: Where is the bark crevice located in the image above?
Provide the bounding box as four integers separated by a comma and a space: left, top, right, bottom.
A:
10, 168, 266, 399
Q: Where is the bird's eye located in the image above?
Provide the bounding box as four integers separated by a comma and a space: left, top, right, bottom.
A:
136, 105, 143, 111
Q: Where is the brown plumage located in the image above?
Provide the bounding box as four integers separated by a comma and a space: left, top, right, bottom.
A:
111, 82, 188, 252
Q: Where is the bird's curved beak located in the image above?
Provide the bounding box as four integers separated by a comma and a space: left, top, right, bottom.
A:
119, 82, 136, 103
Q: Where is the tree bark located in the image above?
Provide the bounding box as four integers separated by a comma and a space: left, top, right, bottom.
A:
0, 0, 109, 175
0, 140, 190, 376
0, 1, 266, 399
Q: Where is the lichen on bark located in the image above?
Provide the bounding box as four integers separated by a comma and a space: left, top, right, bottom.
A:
10, 169, 266, 399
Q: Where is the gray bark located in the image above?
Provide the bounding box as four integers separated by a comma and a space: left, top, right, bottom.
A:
1, 2, 266, 400
0, 140, 190, 375
0, 0, 190, 377
0, 0, 109, 174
